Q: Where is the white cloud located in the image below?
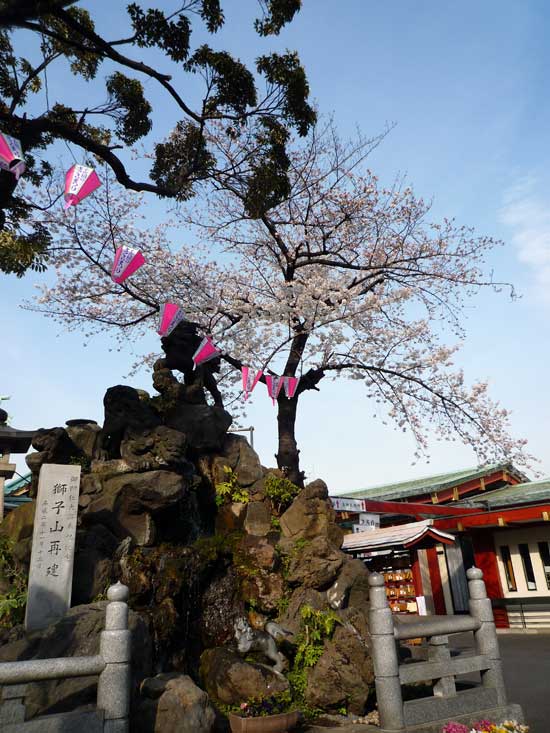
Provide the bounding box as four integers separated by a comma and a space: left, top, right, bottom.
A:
500, 176, 550, 304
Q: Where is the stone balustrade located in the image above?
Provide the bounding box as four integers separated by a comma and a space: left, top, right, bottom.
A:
0, 582, 131, 733
368, 567, 522, 733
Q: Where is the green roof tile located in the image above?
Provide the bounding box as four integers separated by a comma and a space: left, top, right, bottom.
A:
4, 472, 32, 495
456, 478, 550, 509
332, 463, 527, 502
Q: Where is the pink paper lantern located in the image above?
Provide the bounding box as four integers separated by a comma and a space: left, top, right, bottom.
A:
111, 245, 145, 284
242, 367, 263, 401
0, 133, 25, 180
64, 164, 101, 209
193, 336, 221, 368
283, 376, 300, 399
265, 375, 284, 405
157, 303, 184, 337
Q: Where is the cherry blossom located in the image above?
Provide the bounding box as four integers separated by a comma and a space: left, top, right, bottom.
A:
26, 123, 531, 484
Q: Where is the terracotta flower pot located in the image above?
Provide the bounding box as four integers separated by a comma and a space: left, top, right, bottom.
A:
228, 710, 300, 733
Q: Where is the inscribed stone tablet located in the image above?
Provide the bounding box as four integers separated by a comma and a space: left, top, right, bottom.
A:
25, 464, 81, 631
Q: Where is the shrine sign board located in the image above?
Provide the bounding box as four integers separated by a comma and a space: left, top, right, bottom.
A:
352, 513, 380, 533
358, 512, 380, 529
330, 497, 366, 513
25, 464, 81, 631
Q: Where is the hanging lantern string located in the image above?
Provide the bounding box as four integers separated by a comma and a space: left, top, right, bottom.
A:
41, 33, 51, 113
63, 138, 78, 165
41, 32, 78, 169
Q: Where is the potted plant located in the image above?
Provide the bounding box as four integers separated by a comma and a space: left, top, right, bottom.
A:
227, 695, 300, 733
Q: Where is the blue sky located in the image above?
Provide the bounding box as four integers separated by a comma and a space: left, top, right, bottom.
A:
2, 0, 550, 490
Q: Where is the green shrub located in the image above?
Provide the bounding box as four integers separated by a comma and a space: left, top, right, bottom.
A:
69, 454, 92, 472
276, 594, 290, 615
264, 474, 300, 514
287, 604, 341, 716
215, 466, 250, 506
0, 535, 27, 628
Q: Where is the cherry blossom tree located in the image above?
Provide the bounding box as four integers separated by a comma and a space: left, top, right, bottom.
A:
27, 123, 529, 485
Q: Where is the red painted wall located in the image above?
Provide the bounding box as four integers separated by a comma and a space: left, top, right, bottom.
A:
472, 531, 509, 628
426, 547, 446, 615
411, 550, 423, 596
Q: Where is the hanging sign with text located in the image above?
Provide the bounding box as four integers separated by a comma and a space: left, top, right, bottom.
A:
358, 512, 380, 529
25, 464, 81, 632
330, 497, 366, 513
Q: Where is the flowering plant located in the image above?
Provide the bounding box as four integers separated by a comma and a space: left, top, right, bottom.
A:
442, 720, 528, 733
233, 692, 294, 718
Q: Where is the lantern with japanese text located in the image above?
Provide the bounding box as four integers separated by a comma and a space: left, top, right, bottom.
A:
157, 303, 184, 337
283, 376, 300, 399
193, 336, 221, 368
242, 367, 263, 400
265, 375, 284, 405
0, 133, 25, 180
64, 164, 101, 209
111, 245, 145, 284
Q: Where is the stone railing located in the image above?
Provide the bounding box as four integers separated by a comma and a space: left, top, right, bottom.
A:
0, 582, 131, 733
369, 567, 522, 733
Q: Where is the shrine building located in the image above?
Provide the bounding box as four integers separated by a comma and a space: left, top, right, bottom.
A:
332, 463, 550, 629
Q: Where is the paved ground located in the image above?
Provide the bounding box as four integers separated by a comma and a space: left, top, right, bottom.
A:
498, 633, 550, 733
451, 631, 550, 733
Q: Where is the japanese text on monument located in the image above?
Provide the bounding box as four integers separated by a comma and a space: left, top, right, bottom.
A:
25, 463, 81, 631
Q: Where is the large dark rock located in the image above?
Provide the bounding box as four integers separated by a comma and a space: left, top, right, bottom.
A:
25, 428, 81, 494
238, 535, 278, 573
243, 501, 271, 537
280, 479, 343, 546
215, 502, 248, 534
80, 470, 188, 545
102, 385, 161, 458
66, 420, 102, 461
165, 404, 232, 453
120, 425, 190, 472
327, 558, 371, 611
235, 535, 284, 613
239, 570, 285, 615
0, 500, 35, 567
0, 601, 152, 719
305, 607, 374, 715
200, 647, 289, 705
208, 434, 264, 487
286, 535, 344, 590
135, 674, 216, 733
200, 567, 245, 648
277, 587, 328, 637
152, 360, 191, 405
72, 524, 119, 604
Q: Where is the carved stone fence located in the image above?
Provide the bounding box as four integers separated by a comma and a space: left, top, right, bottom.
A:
0, 582, 131, 733
368, 567, 524, 733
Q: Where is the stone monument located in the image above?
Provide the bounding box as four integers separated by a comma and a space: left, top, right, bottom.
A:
25, 463, 81, 631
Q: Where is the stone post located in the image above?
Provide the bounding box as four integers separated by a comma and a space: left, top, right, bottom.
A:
467, 567, 507, 705
97, 582, 131, 733
0, 684, 26, 725
427, 635, 456, 697
368, 572, 405, 732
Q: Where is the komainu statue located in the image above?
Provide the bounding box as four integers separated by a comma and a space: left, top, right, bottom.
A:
233, 617, 288, 674
159, 320, 223, 407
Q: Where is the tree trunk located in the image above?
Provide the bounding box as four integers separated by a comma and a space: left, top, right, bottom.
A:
275, 394, 303, 487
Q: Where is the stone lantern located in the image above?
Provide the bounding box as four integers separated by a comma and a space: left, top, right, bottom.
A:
0, 408, 35, 521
